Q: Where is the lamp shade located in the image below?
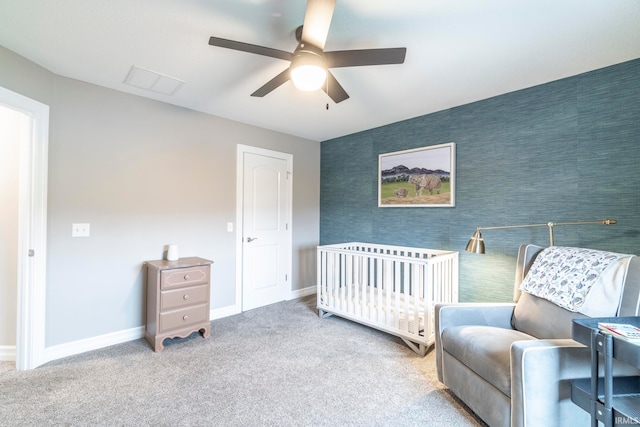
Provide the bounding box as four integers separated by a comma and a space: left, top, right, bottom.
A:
465, 230, 485, 254
290, 44, 327, 91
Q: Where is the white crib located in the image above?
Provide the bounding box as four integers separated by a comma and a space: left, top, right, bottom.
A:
317, 242, 458, 356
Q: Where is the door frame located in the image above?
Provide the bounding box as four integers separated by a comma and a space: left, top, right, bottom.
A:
0, 87, 49, 370
235, 144, 292, 312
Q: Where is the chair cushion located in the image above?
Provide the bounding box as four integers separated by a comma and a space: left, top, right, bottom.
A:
512, 291, 589, 339
441, 325, 536, 396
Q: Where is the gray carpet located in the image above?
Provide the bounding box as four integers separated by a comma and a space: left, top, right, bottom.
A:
0, 295, 485, 426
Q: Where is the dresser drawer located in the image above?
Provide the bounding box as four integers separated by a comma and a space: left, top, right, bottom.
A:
159, 303, 209, 332
161, 266, 209, 290
160, 284, 208, 311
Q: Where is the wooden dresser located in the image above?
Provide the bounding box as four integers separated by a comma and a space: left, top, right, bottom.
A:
145, 257, 213, 352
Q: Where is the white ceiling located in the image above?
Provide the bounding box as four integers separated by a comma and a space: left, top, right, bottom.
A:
1, 0, 639, 141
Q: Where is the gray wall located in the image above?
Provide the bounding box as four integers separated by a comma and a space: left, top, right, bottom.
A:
321, 58, 640, 303
0, 46, 320, 347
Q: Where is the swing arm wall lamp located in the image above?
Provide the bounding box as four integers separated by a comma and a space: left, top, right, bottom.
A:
465, 219, 617, 254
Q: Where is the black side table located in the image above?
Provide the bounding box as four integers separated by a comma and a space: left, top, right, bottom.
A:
571, 317, 640, 427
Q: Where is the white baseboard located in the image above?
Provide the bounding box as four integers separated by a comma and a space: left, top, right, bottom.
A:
0, 345, 16, 362
210, 304, 240, 320
289, 285, 316, 300
44, 326, 145, 364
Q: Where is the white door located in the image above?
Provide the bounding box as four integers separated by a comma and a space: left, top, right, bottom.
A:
238, 147, 292, 311
0, 86, 49, 370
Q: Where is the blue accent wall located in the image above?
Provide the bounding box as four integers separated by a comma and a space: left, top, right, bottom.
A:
320, 59, 640, 302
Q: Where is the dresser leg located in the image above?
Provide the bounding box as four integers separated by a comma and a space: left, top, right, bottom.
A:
153, 336, 165, 352
145, 333, 165, 352
199, 324, 211, 339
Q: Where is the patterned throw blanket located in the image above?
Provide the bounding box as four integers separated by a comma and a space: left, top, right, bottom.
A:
520, 246, 633, 317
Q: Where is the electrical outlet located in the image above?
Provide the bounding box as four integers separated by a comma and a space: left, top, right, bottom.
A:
72, 223, 90, 237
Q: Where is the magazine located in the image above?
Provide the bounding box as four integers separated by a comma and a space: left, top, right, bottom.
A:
598, 322, 640, 343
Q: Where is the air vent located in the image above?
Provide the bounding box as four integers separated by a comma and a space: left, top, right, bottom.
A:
124, 65, 184, 96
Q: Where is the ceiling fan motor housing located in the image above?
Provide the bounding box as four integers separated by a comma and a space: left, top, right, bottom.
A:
291, 43, 326, 70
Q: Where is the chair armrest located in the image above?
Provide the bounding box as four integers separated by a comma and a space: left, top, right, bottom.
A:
510, 339, 589, 427
510, 339, 640, 427
436, 303, 517, 332
435, 303, 516, 382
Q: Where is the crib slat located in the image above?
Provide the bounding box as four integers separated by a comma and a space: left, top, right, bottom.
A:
425, 261, 435, 340
376, 259, 383, 322
411, 263, 419, 335
394, 259, 401, 332
355, 255, 361, 317
331, 252, 338, 309
383, 259, 389, 323
347, 253, 353, 313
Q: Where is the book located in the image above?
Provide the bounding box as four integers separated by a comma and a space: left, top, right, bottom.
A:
598, 322, 640, 343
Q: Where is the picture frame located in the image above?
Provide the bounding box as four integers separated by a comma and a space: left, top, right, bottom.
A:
378, 142, 455, 207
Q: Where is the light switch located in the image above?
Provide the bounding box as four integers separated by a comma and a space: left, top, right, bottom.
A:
227, 222, 233, 232
72, 223, 90, 237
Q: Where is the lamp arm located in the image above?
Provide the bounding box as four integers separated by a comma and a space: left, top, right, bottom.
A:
476, 219, 617, 232
476, 223, 549, 232
550, 219, 617, 226
473, 219, 617, 248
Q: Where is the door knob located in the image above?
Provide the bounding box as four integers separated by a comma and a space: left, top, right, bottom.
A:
246, 237, 258, 242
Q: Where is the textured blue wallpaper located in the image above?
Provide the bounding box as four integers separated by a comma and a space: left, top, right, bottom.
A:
320, 59, 640, 302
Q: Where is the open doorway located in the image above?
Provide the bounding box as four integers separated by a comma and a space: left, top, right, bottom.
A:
0, 87, 49, 370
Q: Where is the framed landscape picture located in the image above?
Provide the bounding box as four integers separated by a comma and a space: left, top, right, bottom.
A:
378, 142, 455, 207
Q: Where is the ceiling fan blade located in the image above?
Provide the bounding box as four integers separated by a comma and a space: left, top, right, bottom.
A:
208, 36, 292, 61
251, 69, 291, 97
323, 71, 349, 104
325, 48, 406, 68
301, 0, 336, 49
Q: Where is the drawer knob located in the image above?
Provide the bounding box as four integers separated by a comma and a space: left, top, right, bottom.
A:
183, 315, 189, 321
183, 294, 189, 300
184, 274, 190, 280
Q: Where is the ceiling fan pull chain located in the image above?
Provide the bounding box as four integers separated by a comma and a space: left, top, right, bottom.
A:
325, 75, 330, 110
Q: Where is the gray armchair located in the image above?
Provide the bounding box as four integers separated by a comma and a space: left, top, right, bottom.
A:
435, 244, 640, 427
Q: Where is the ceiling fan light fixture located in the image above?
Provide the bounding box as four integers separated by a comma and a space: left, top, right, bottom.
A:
291, 64, 326, 91
290, 44, 327, 91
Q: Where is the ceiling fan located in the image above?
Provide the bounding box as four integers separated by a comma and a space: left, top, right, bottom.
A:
208, 0, 406, 103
